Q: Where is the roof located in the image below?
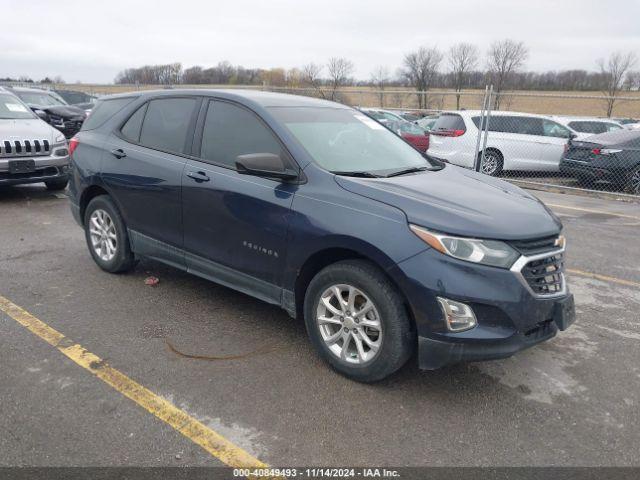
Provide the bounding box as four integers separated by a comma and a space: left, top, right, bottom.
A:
443, 110, 553, 118
582, 128, 640, 145
8, 86, 53, 94
551, 116, 622, 124
100, 88, 348, 109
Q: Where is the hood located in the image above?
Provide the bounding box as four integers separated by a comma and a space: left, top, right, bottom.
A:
335, 165, 562, 240
36, 105, 86, 119
0, 118, 59, 142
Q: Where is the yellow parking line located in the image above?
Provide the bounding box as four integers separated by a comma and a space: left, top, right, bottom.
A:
546, 203, 640, 221
567, 269, 640, 288
0, 294, 269, 470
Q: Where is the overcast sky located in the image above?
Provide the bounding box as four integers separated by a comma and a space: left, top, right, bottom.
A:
1, 0, 638, 83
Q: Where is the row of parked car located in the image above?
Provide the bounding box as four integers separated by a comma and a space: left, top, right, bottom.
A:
1, 86, 97, 138
359, 106, 640, 194
0, 86, 95, 190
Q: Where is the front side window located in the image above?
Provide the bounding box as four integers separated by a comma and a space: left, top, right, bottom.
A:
200, 101, 284, 168
139, 98, 197, 154
270, 107, 434, 175
542, 119, 570, 138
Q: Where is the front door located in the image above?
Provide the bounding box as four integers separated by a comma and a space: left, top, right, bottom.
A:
182, 99, 297, 303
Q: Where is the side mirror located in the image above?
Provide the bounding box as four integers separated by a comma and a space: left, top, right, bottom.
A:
569, 133, 578, 140
236, 153, 298, 180
34, 109, 49, 122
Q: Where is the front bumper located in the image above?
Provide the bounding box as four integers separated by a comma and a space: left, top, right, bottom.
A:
389, 247, 575, 370
0, 155, 70, 186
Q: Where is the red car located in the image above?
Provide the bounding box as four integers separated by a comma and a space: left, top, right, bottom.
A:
388, 120, 429, 152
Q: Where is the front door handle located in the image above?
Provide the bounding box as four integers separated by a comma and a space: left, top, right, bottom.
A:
111, 148, 126, 159
186, 171, 210, 182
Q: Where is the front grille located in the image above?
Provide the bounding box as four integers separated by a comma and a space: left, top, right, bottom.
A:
521, 252, 565, 296
0, 139, 51, 158
510, 235, 559, 256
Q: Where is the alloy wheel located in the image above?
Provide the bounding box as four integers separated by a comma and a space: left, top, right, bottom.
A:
89, 209, 117, 262
480, 153, 499, 175
316, 284, 382, 364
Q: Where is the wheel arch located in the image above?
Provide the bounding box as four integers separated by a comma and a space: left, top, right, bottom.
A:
292, 244, 416, 331
79, 185, 110, 224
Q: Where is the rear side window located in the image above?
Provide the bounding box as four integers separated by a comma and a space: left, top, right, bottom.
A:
200, 101, 283, 168
81, 97, 135, 131
139, 98, 197, 154
433, 114, 465, 132
120, 104, 147, 143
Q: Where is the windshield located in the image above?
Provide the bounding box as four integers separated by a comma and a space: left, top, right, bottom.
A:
270, 107, 434, 175
0, 93, 36, 119
15, 91, 66, 107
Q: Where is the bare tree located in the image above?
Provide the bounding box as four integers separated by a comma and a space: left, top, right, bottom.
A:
486, 39, 528, 109
327, 57, 354, 101
402, 46, 443, 108
598, 52, 637, 117
370, 66, 390, 107
301, 63, 325, 98
448, 43, 479, 109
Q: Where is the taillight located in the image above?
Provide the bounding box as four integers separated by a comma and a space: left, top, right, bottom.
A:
69, 137, 79, 157
592, 148, 622, 156
433, 129, 465, 137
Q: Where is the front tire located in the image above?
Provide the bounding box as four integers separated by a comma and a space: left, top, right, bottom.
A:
84, 195, 136, 273
303, 260, 414, 382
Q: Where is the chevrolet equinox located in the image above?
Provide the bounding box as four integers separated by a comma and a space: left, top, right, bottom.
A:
68, 90, 575, 382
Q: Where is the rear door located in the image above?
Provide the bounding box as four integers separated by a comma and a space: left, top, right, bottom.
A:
102, 96, 200, 265
497, 116, 544, 171
181, 99, 297, 302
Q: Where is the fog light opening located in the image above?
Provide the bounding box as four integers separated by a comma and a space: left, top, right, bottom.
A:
437, 297, 477, 332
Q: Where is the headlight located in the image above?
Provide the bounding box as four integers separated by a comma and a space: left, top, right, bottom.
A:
54, 133, 67, 145
409, 225, 520, 268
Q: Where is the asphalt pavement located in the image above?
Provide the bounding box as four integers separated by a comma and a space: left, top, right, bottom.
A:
0, 184, 638, 468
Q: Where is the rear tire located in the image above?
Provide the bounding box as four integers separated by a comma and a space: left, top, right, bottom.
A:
84, 195, 136, 273
303, 260, 414, 382
477, 150, 503, 176
45, 178, 69, 191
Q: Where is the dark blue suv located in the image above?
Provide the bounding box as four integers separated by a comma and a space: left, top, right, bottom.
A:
68, 89, 575, 382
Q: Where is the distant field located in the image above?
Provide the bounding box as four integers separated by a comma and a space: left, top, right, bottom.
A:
59, 84, 640, 117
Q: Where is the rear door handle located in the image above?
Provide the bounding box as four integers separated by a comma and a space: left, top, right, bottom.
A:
186, 171, 210, 182
111, 148, 126, 159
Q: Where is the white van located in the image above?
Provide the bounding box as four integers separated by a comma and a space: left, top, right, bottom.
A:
427, 111, 574, 175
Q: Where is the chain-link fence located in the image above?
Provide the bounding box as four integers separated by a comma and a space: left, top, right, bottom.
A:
3, 81, 639, 196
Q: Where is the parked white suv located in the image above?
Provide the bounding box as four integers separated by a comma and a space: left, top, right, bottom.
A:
551, 116, 623, 140
427, 110, 573, 176
0, 89, 70, 190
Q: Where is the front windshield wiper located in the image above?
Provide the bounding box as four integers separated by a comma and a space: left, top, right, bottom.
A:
331, 171, 382, 178
384, 166, 431, 177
